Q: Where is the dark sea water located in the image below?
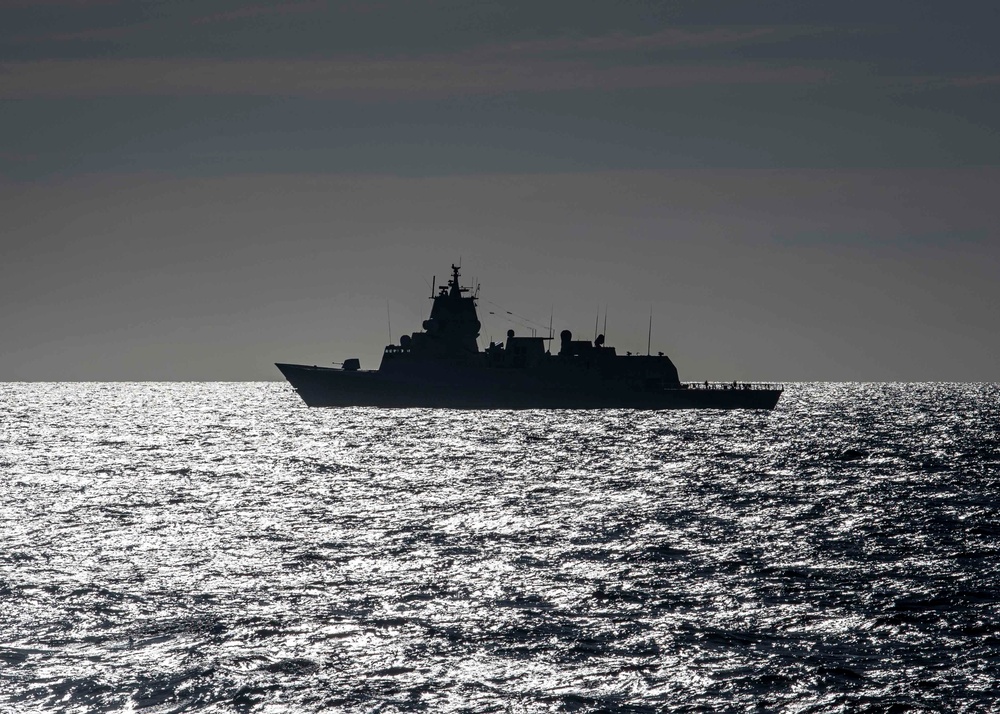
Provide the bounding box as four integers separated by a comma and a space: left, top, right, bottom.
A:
2, 383, 999, 713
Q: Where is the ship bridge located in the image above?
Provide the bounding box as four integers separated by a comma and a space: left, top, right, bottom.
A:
382, 264, 482, 365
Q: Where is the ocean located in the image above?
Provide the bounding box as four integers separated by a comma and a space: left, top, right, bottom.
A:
1, 382, 998, 712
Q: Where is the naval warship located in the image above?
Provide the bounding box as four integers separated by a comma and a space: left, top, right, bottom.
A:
276, 265, 782, 409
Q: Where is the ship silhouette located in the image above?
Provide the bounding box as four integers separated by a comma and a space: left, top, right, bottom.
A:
276, 265, 782, 409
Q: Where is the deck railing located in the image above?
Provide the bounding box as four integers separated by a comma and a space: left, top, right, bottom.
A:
682, 381, 783, 391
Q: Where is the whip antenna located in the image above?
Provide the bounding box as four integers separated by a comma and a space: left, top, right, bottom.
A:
647, 308, 652, 356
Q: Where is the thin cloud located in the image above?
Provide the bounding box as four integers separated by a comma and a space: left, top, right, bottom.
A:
888, 73, 1000, 92
7, 23, 152, 44
190, 1, 330, 26
489, 27, 791, 56
0, 0, 122, 6
0, 57, 831, 99
949, 74, 1000, 87
0, 151, 39, 162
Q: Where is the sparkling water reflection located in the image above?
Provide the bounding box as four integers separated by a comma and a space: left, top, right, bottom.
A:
1, 383, 999, 712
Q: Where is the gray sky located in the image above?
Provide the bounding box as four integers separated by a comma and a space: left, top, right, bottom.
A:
2, 0, 998, 381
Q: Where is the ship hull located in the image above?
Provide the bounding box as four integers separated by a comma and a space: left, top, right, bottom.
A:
275, 363, 781, 410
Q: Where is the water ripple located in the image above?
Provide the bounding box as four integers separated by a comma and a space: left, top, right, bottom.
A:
1, 382, 999, 712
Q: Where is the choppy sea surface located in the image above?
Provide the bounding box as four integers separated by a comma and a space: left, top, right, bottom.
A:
1, 383, 999, 713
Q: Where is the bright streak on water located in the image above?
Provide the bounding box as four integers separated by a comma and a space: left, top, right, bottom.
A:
1, 382, 999, 712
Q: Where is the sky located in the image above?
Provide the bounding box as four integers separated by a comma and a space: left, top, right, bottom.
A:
1, 0, 998, 381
